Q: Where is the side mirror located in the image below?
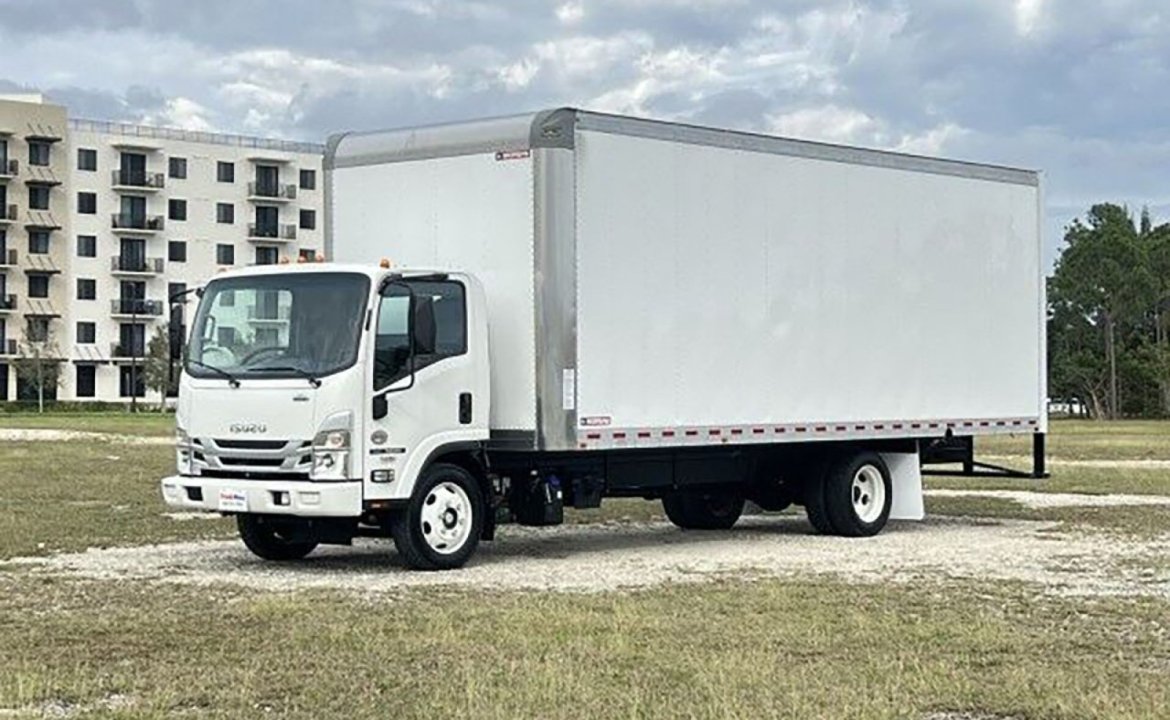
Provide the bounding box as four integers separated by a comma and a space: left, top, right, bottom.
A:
373, 393, 388, 420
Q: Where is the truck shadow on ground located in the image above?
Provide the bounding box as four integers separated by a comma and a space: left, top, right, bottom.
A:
284, 515, 937, 573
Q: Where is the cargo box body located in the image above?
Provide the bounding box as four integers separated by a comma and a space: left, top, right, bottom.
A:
326, 109, 1045, 454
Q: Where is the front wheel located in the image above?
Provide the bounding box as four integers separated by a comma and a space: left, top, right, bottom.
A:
391, 463, 484, 570
237, 515, 318, 561
662, 489, 745, 530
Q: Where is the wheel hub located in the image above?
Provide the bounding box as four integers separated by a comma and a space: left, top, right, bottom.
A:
419, 481, 473, 555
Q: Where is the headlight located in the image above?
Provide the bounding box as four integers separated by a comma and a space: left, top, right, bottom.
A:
175, 427, 193, 475
313, 430, 350, 450
311, 429, 350, 481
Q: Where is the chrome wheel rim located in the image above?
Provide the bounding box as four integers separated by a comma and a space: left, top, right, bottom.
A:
851, 465, 886, 524
419, 481, 473, 555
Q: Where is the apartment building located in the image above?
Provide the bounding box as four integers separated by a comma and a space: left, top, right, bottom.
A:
0, 94, 324, 404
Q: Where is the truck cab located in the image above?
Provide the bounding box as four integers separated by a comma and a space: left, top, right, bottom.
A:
161, 262, 494, 568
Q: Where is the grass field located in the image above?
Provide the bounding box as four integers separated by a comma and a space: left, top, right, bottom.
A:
0, 411, 174, 436
0, 415, 1168, 719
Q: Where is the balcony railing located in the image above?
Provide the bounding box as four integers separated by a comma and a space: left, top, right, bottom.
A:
0, 338, 15, 355
110, 298, 163, 316
247, 181, 297, 200
0, 294, 16, 311
248, 223, 297, 240
110, 256, 164, 274
247, 304, 292, 321
0, 248, 15, 266
110, 341, 146, 359
111, 213, 165, 231
112, 169, 165, 190
0, 159, 16, 177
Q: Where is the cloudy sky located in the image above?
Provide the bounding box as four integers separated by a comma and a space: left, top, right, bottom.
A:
0, 0, 1166, 264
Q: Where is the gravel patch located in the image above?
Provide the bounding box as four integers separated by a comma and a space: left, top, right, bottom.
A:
12, 516, 1169, 598
0, 428, 170, 445
925, 488, 1170, 508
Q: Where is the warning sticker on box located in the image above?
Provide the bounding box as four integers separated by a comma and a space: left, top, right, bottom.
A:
218, 489, 248, 512
580, 416, 612, 427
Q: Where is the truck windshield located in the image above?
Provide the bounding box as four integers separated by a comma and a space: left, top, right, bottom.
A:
187, 272, 370, 381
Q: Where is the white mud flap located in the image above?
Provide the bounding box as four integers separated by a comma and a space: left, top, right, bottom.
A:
880, 452, 925, 521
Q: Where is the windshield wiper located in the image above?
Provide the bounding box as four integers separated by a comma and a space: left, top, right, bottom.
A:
188, 360, 241, 388
244, 365, 322, 388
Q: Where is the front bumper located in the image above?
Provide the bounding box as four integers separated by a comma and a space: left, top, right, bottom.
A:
160, 475, 363, 517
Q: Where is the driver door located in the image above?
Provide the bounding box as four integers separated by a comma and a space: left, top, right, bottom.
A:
366, 277, 484, 500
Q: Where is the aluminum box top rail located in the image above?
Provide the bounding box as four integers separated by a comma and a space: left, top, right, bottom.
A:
326, 107, 1038, 186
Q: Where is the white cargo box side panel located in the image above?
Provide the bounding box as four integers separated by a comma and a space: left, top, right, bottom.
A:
574, 130, 1042, 431
331, 153, 536, 431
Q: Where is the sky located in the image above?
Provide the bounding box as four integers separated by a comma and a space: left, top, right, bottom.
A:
0, 0, 1166, 266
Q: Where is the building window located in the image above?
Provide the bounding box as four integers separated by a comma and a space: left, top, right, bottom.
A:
119, 365, 145, 398
216, 203, 234, 224
255, 246, 279, 265
75, 365, 96, 398
168, 156, 187, 179
78, 192, 97, 215
298, 248, 317, 262
28, 274, 49, 298
77, 148, 97, 171
28, 231, 50, 254
299, 169, 316, 190
216, 244, 235, 265
29, 185, 50, 210
168, 198, 187, 221
299, 209, 316, 230
27, 316, 50, 342
76, 278, 96, 300
76, 322, 96, 344
220, 290, 235, 307
168, 240, 187, 262
216, 161, 234, 183
77, 235, 97, 258
28, 141, 50, 167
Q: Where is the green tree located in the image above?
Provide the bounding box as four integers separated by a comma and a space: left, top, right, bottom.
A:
12, 321, 62, 413
143, 325, 175, 410
1050, 204, 1153, 419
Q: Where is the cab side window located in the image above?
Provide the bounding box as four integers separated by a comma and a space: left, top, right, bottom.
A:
373, 280, 467, 389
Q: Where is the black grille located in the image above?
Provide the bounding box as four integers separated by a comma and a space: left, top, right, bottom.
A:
219, 456, 285, 467
200, 470, 311, 481
214, 439, 288, 450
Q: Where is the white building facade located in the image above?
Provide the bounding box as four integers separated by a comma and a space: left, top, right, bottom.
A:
0, 94, 324, 404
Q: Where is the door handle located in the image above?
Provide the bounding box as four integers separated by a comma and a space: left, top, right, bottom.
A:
459, 392, 472, 424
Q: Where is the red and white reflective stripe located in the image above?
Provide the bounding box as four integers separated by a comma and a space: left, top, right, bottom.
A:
576, 417, 1040, 449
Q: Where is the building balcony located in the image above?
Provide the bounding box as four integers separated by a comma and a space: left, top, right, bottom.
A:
0, 158, 16, 181
0, 204, 15, 224
0, 338, 16, 356
112, 169, 165, 192
247, 223, 297, 242
109, 341, 147, 361
0, 294, 17, 312
110, 298, 164, 318
110, 256, 164, 276
0, 248, 16, 268
247, 305, 291, 323
111, 213, 164, 234
247, 182, 297, 202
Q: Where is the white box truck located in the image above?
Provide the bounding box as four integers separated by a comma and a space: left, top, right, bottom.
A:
160, 108, 1046, 570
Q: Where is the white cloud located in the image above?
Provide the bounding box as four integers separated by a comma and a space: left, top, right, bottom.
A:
140, 97, 215, 131
1015, 0, 1045, 37
556, 1, 584, 24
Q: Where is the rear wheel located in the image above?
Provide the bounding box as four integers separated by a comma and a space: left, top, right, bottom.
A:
237, 515, 318, 561
662, 489, 745, 530
822, 451, 893, 537
391, 463, 484, 571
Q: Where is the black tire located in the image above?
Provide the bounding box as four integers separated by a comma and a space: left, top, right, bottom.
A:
803, 474, 835, 534
237, 515, 318, 561
391, 463, 484, 571
662, 489, 745, 530
823, 451, 893, 537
